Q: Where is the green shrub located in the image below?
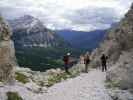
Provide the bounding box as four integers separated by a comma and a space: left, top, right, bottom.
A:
47, 75, 62, 87
46, 72, 68, 87
47, 76, 59, 87
6, 92, 23, 100
105, 80, 121, 89
15, 72, 29, 84
46, 69, 80, 87
69, 69, 80, 78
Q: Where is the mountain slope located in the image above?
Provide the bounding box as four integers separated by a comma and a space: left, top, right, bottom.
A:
91, 3, 133, 90
56, 30, 107, 50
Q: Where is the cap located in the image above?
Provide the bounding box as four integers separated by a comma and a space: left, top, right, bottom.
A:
67, 53, 71, 56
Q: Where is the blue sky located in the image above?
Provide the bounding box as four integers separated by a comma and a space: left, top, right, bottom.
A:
0, 0, 132, 31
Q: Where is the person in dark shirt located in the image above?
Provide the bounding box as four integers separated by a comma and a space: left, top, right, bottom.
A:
84, 52, 90, 73
100, 54, 108, 72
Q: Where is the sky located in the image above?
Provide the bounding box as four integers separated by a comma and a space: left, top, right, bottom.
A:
0, 0, 132, 31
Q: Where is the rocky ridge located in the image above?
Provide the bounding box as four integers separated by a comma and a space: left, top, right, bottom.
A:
90, 3, 133, 99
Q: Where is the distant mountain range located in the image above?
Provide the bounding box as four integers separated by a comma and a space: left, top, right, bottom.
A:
9, 15, 69, 48
8, 15, 107, 52
56, 30, 107, 51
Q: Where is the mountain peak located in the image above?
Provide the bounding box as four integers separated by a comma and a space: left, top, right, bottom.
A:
9, 15, 69, 48
131, 3, 133, 9
23, 15, 34, 19
18, 15, 36, 21
125, 3, 133, 19
9, 15, 45, 31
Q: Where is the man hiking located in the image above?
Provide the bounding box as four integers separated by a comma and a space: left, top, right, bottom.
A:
100, 54, 108, 72
84, 52, 90, 73
63, 53, 71, 74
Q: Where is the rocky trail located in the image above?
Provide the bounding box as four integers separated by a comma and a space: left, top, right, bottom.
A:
41, 69, 112, 100
0, 68, 113, 100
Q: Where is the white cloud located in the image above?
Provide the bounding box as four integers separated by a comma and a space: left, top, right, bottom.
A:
0, 0, 132, 31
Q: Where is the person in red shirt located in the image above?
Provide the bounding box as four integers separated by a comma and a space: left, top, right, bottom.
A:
63, 53, 70, 74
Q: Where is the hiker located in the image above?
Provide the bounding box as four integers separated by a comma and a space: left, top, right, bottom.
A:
63, 53, 71, 74
84, 52, 90, 73
100, 54, 108, 72
80, 55, 85, 64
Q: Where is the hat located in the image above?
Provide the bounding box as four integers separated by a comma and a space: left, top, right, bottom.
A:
67, 53, 71, 56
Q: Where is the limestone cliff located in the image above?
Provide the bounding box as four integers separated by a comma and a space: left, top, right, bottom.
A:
0, 15, 16, 83
91, 3, 133, 90
9, 15, 69, 48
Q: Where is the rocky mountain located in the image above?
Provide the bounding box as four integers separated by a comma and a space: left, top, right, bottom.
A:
0, 15, 16, 83
7, 15, 80, 71
56, 30, 107, 50
9, 15, 69, 48
91, 3, 133, 91
1, 10, 133, 99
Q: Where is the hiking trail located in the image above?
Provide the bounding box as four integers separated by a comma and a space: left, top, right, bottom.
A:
41, 68, 112, 100
0, 68, 113, 100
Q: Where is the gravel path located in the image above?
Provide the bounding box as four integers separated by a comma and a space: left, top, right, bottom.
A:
0, 69, 112, 100
42, 69, 112, 100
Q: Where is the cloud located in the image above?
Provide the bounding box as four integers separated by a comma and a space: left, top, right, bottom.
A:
0, 0, 132, 31
63, 7, 120, 30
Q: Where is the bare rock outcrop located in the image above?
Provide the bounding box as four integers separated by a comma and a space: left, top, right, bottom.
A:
91, 3, 133, 90
0, 15, 16, 83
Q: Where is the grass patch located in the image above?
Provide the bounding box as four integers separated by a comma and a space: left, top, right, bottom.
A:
46, 68, 80, 87
15, 72, 29, 84
105, 80, 121, 89
46, 72, 69, 87
6, 92, 23, 100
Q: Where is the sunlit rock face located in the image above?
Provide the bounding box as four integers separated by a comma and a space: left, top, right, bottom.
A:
8, 15, 69, 48
91, 3, 133, 90
0, 15, 16, 83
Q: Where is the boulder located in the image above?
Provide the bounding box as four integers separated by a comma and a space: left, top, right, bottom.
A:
106, 50, 133, 90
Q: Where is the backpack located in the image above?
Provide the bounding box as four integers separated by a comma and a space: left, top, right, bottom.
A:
63, 55, 68, 62
85, 56, 90, 64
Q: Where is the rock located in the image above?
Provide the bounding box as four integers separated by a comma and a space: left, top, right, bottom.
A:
0, 16, 16, 83
91, 3, 133, 91
25, 82, 47, 93
108, 89, 133, 100
46, 68, 63, 76
106, 51, 133, 90
105, 3, 133, 90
